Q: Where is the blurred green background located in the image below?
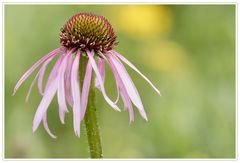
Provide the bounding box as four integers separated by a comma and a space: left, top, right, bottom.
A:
5, 5, 235, 158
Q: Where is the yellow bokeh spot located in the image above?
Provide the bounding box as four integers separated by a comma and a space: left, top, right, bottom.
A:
140, 41, 188, 72
112, 5, 173, 39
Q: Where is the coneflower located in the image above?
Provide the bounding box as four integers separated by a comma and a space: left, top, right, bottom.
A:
13, 13, 160, 158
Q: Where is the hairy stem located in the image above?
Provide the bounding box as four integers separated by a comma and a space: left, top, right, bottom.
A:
79, 55, 103, 158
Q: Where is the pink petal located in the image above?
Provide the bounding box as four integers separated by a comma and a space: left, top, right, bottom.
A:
65, 54, 73, 107
112, 51, 161, 95
96, 57, 119, 104
38, 54, 58, 95
114, 86, 120, 104
25, 71, 40, 102
13, 47, 62, 95
120, 91, 134, 123
42, 54, 68, 124
32, 78, 58, 132
95, 58, 105, 90
80, 59, 92, 121
108, 54, 148, 121
57, 53, 70, 124
86, 50, 121, 112
32, 52, 65, 132
42, 113, 57, 139
59, 110, 66, 125
44, 55, 64, 92
105, 58, 120, 104
71, 50, 81, 137
108, 59, 134, 122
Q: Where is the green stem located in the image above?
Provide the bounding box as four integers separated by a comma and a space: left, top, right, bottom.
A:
79, 55, 103, 158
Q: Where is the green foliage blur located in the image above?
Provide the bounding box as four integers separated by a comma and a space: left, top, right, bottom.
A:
4, 5, 235, 158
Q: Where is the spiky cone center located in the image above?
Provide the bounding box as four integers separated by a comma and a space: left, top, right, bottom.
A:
60, 13, 117, 53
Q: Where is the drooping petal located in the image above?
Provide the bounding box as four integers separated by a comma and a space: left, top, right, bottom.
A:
25, 71, 40, 102
38, 54, 58, 95
40, 53, 68, 124
97, 56, 119, 104
27, 52, 58, 102
108, 60, 134, 122
65, 54, 73, 107
13, 47, 62, 95
80, 59, 93, 121
32, 78, 58, 132
71, 50, 81, 137
95, 58, 105, 90
112, 51, 161, 95
57, 49, 73, 124
57, 52, 70, 124
120, 90, 134, 123
32, 52, 65, 132
42, 113, 57, 139
108, 54, 147, 121
114, 86, 120, 104
59, 110, 66, 125
86, 50, 120, 112
44, 55, 64, 92
98, 55, 120, 104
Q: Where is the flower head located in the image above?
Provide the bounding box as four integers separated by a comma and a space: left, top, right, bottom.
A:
60, 13, 117, 53
13, 13, 160, 138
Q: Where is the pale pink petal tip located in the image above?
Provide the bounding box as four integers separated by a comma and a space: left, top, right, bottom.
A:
114, 89, 120, 104
129, 119, 134, 125
75, 130, 80, 138
59, 110, 66, 124
43, 114, 57, 139
141, 111, 148, 121
32, 124, 37, 133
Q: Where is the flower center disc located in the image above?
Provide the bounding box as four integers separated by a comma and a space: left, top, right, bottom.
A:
60, 13, 117, 53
